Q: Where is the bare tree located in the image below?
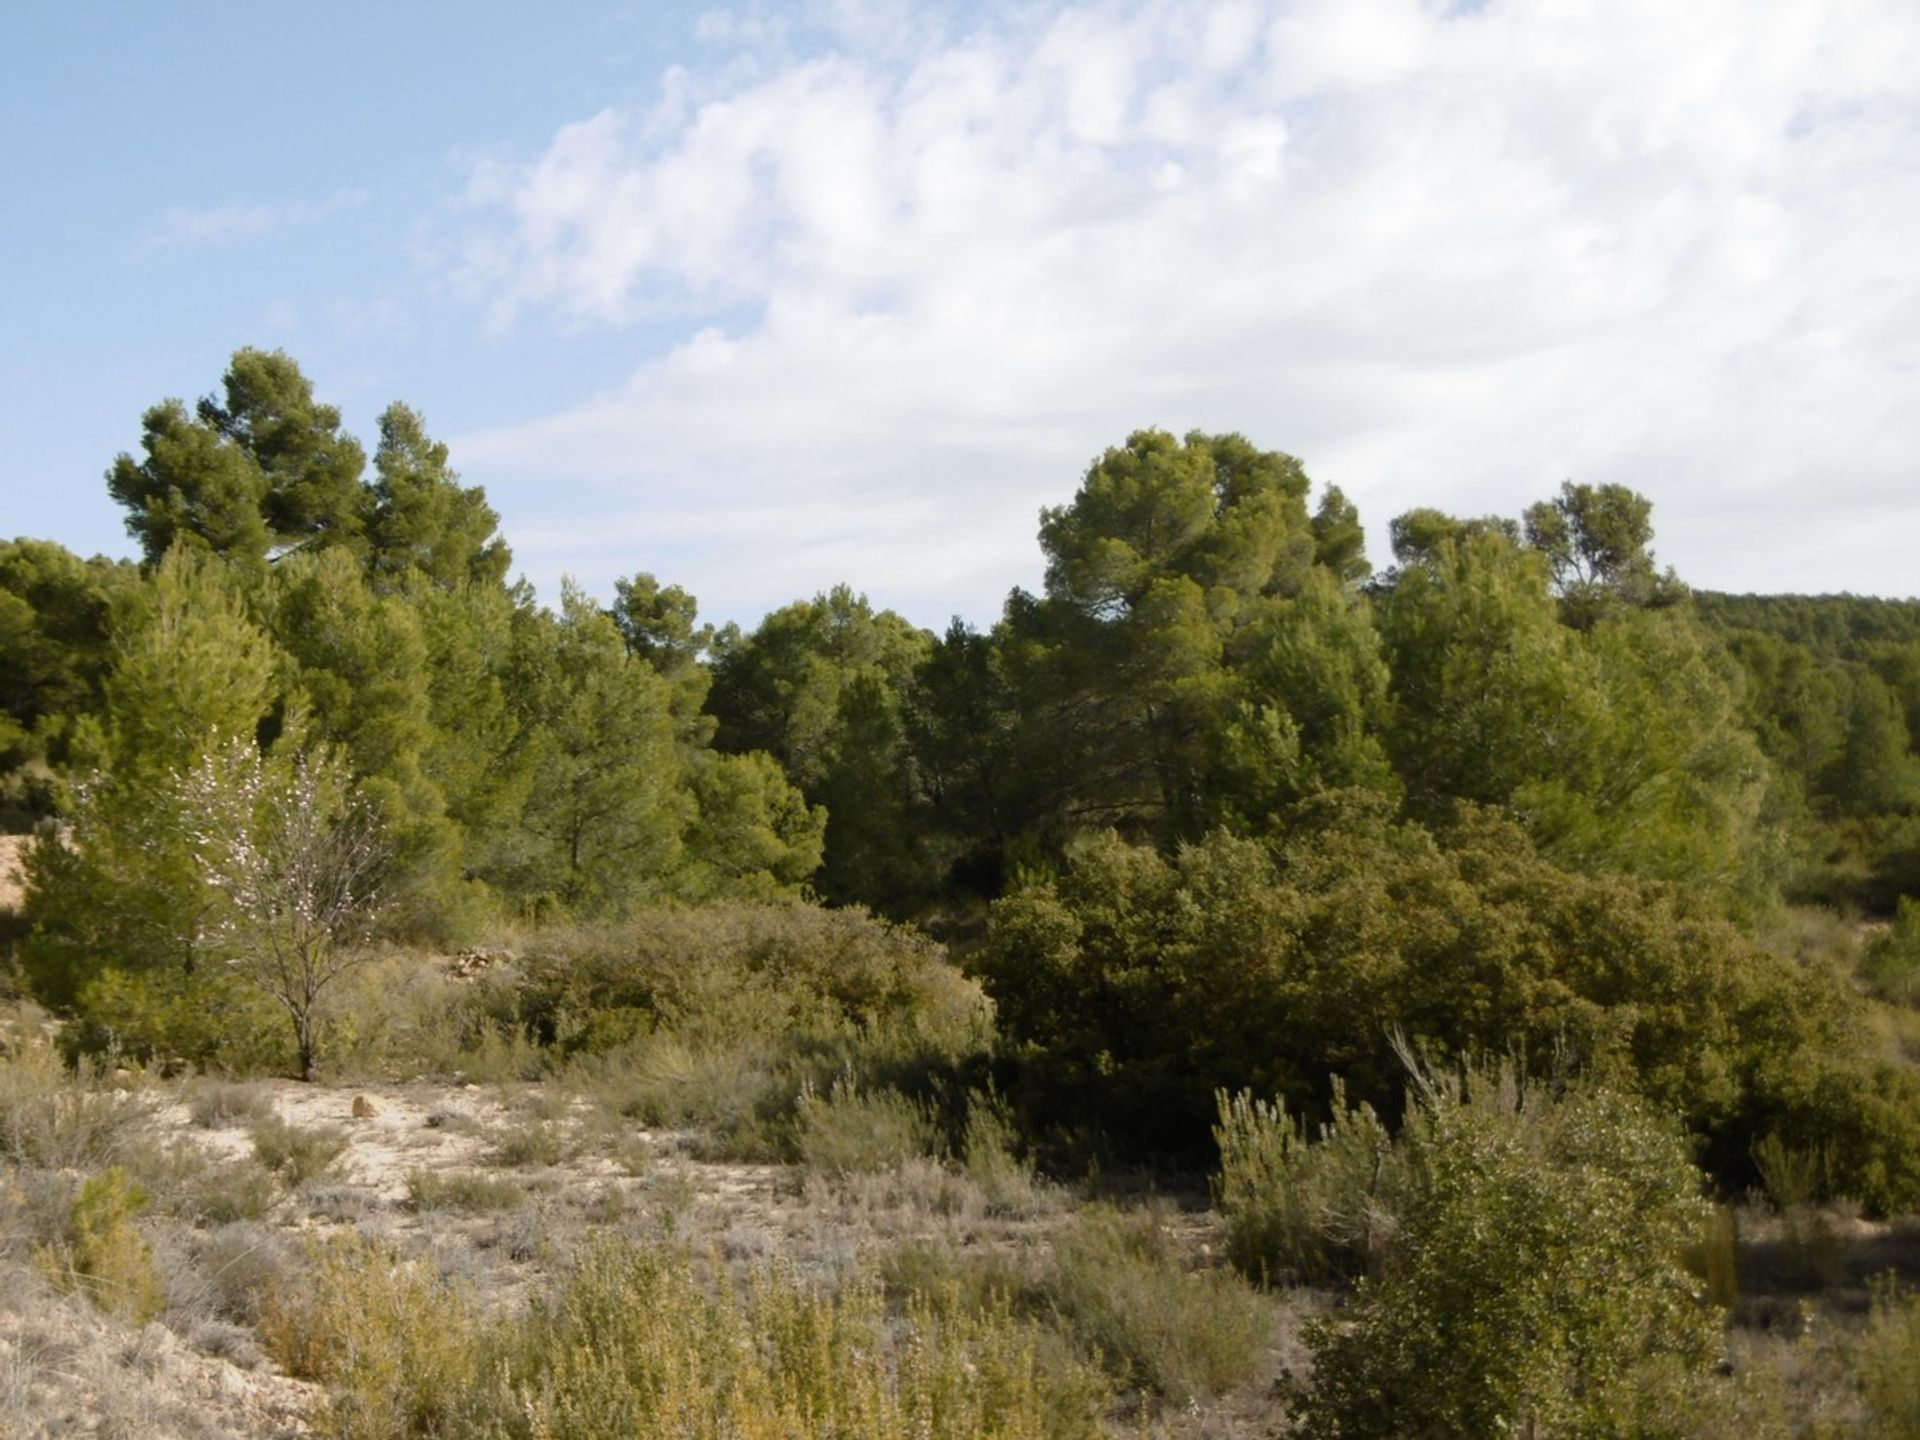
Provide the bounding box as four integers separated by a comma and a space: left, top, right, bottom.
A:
180, 737, 387, 1081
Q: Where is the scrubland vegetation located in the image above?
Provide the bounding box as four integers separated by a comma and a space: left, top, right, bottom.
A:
8, 349, 1920, 1434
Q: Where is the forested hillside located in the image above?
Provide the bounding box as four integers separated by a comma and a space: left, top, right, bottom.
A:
7, 350, 1920, 1435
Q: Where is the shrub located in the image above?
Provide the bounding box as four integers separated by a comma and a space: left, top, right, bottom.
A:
1043, 1205, 1270, 1404
261, 1232, 482, 1440
1286, 1067, 1722, 1440
126, 1138, 278, 1225
1861, 1276, 1920, 1437
488, 1120, 566, 1168
0, 1036, 152, 1169
249, 1116, 348, 1188
978, 801, 1895, 1197
505, 904, 990, 1060
794, 1077, 945, 1177
188, 1079, 276, 1128
960, 1087, 1043, 1216
1212, 1081, 1401, 1286
1861, 898, 1920, 1005
472, 1239, 1107, 1440
404, 1169, 524, 1214
35, 1166, 164, 1323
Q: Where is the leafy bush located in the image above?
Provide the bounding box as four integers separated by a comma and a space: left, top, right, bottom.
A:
488, 1120, 566, 1168
1286, 1068, 1723, 1439
34, 1166, 163, 1323
503, 903, 990, 1060
1213, 1081, 1401, 1285
959, 1087, 1043, 1216
1860, 899, 1920, 1005
1860, 1276, 1920, 1438
188, 1078, 276, 1128
980, 796, 1914, 1205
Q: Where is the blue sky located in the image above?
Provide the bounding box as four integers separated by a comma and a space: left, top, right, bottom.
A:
5, 1, 1919, 628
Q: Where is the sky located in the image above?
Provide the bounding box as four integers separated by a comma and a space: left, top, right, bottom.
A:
3, 0, 1917, 630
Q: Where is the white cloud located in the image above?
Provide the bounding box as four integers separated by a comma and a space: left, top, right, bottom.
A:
449, 0, 1920, 628
144, 187, 372, 253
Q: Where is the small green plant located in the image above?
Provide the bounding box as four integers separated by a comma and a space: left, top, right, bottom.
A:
249, 1116, 348, 1188
1043, 1205, 1271, 1404
404, 1169, 524, 1213
960, 1087, 1042, 1216
1861, 1275, 1920, 1437
1753, 1133, 1846, 1289
35, 1166, 164, 1323
260, 1232, 482, 1440
794, 1077, 944, 1177
475, 1239, 1108, 1440
1862, 899, 1920, 1006
487, 1120, 565, 1168
1212, 1081, 1401, 1285
0, 1038, 152, 1169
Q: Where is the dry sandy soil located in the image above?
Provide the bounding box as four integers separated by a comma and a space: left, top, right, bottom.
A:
0, 835, 25, 914
1, 1074, 1109, 1438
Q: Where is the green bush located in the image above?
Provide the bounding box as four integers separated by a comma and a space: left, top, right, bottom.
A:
0, 1036, 152, 1169
403, 1169, 524, 1213
188, 1079, 277, 1128
35, 1166, 164, 1323
794, 1077, 945, 1177
1286, 1068, 1722, 1439
488, 1120, 566, 1168
474, 1239, 1108, 1440
1861, 1276, 1920, 1438
980, 799, 1909, 1205
261, 1232, 482, 1440
1212, 1080, 1401, 1286
504, 903, 990, 1060
1043, 1205, 1270, 1404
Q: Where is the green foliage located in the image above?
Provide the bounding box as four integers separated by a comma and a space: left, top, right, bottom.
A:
262, 1231, 483, 1440
36, 1166, 164, 1323
1041, 1205, 1271, 1404
794, 1076, 946, 1177
1213, 1082, 1401, 1285
1860, 1276, 1920, 1439
506, 902, 989, 1061
1862, 899, 1920, 1004
708, 584, 935, 912
481, 1239, 1108, 1440
403, 1169, 525, 1213
1287, 1072, 1719, 1440
0, 1037, 152, 1170
365, 401, 511, 591
980, 800, 1901, 1195
249, 1116, 348, 1188
510, 584, 693, 912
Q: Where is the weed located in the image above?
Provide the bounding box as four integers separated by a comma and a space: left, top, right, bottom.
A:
34, 1166, 164, 1324
404, 1169, 524, 1214
249, 1115, 348, 1189
187, 1079, 275, 1128
488, 1119, 566, 1168
795, 1077, 945, 1177
1044, 1204, 1271, 1404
